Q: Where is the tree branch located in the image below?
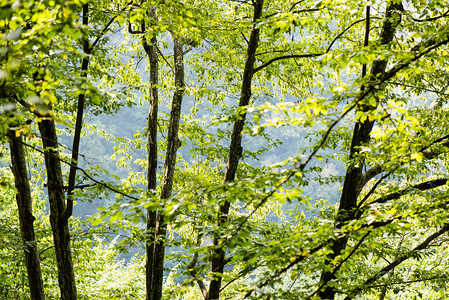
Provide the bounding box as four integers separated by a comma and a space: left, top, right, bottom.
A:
254, 52, 321, 73
253, 18, 367, 73
355, 170, 392, 216
289, 0, 306, 12
91, 1, 136, 50
367, 275, 449, 289
343, 223, 449, 300
359, 165, 383, 190
387, 81, 449, 97
90, 15, 118, 50
369, 178, 449, 206
359, 133, 449, 194
378, 37, 449, 87
405, 9, 449, 23
242, 243, 325, 299
242, 213, 410, 299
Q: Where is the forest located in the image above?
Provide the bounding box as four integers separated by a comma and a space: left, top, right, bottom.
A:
1, 0, 449, 299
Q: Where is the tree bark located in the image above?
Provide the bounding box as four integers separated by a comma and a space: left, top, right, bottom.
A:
38, 118, 77, 300
64, 3, 90, 221
153, 36, 185, 300
143, 30, 185, 299
318, 3, 402, 299
8, 129, 46, 300
141, 7, 159, 300
207, 1, 264, 299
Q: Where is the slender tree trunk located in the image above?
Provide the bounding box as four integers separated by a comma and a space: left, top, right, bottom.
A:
143, 31, 185, 299
38, 118, 77, 300
8, 129, 46, 300
142, 7, 159, 300
318, 3, 402, 299
64, 3, 90, 221
151, 36, 185, 300
207, 1, 264, 299
160, 37, 184, 204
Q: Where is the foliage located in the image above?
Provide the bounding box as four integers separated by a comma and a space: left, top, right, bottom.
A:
2, 0, 449, 299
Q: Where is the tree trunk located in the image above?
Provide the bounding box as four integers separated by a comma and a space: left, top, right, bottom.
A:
8, 128, 46, 300
144, 34, 185, 300
318, 3, 402, 299
207, 1, 264, 299
153, 36, 185, 300
64, 3, 90, 221
38, 118, 77, 300
142, 7, 160, 300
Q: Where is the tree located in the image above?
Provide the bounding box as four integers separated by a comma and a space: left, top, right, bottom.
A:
207, 1, 264, 299
318, 3, 402, 298
7, 128, 46, 299
1, 1, 81, 297
1, 0, 130, 298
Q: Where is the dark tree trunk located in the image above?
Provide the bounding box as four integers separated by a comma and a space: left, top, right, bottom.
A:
143, 30, 185, 299
143, 14, 159, 300
64, 3, 90, 221
207, 1, 264, 299
151, 36, 185, 300
38, 118, 77, 300
8, 129, 46, 300
160, 37, 184, 202
141, 7, 161, 300
318, 3, 402, 299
